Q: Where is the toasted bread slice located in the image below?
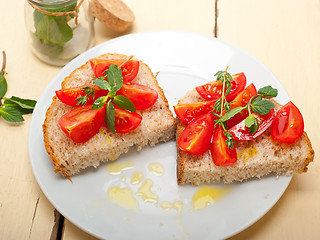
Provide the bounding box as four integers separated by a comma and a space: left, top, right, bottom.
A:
176, 89, 314, 185
43, 53, 176, 178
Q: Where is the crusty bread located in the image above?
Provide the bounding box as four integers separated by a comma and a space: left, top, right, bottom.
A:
43, 53, 176, 178
176, 88, 314, 185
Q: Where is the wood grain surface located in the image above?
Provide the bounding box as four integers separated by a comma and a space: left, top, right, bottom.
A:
0, 0, 318, 239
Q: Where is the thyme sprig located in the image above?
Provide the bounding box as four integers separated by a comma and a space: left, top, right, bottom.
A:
212, 67, 278, 148
213, 66, 233, 113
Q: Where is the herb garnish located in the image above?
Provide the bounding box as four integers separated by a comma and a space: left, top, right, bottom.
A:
212, 67, 277, 148
76, 59, 136, 134
0, 51, 37, 122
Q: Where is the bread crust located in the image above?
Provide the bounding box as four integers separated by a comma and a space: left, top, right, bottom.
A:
176, 89, 315, 185
43, 53, 176, 178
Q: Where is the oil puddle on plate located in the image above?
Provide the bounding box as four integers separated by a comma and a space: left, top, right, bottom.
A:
101, 147, 232, 215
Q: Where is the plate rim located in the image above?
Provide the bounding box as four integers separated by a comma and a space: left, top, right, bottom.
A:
28, 30, 292, 240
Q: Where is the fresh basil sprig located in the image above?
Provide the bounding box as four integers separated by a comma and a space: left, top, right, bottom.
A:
77, 63, 136, 134
0, 51, 37, 122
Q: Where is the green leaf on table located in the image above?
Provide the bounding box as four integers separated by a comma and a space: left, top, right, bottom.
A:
0, 72, 7, 99
113, 95, 136, 112
0, 106, 24, 122
105, 101, 116, 134
5, 96, 36, 109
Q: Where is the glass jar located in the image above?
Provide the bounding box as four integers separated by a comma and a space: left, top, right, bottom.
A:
24, 0, 94, 66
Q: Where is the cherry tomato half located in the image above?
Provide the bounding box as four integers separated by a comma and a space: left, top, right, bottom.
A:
211, 124, 237, 166
177, 113, 214, 155
113, 108, 142, 133
195, 72, 246, 101
59, 104, 106, 143
271, 101, 304, 144
56, 84, 108, 107
117, 82, 158, 110
227, 83, 257, 128
229, 109, 275, 141
90, 59, 139, 82
174, 100, 216, 124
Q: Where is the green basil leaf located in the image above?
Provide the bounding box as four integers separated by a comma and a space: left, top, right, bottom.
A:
106, 64, 123, 93
245, 114, 256, 128
92, 96, 108, 109
34, 12, 73, 45
113, 95, 136, 112
0, 106, 24, 122
220, 106, 245, 122
3, 100, 33, 115
258, 86, 278, 97
5, 96, 36, 110
93, 79, 111, 91
0, 73, 7, 99
251, 98, 274, 115
245, 115, 259, 135
105, 101, 116, 134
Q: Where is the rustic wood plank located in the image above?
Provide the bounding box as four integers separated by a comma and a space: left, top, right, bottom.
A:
0, 1, 61, 239
216, 0, 320, 239
93, 0, 215, 44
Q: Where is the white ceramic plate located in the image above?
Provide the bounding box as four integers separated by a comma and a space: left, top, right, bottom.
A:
28, 31, 291, 240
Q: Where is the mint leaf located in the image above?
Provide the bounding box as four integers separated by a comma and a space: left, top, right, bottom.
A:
113, 95, 136, 112
93, 79, 111, 91
0, 106, 24, 122
245, 114, 259, 135
106, 64, 123, 94
105, 101, 116, 134
250, 97, 274, 115
220, 106, 245, 122
3, 99, 33, 115
92, 96, 108, 109
33, 6, 75, 57
258, 86, 278, 97
5, 96, 36, 109
0, 72, 7, 99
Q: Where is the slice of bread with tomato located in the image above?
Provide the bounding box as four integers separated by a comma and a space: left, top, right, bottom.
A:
43, 53, 176, 178
175, 75, 314, 185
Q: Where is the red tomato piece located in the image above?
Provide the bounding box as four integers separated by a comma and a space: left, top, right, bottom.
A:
271, 101, 304, 144
227, 83, 257, 128
177, 113, 214, 155
113, 108, 142, 133
90, 59, 139, 82
117, 82, 158, 110
174, 100, 217, 124
59, 104, 106, 143
211, 124, 237, 166
195, 72, 246, 101
229, 109, 275, 141
56, 84, 108, 107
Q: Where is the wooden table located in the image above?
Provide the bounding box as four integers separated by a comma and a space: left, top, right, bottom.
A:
1, 0, 319, 239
